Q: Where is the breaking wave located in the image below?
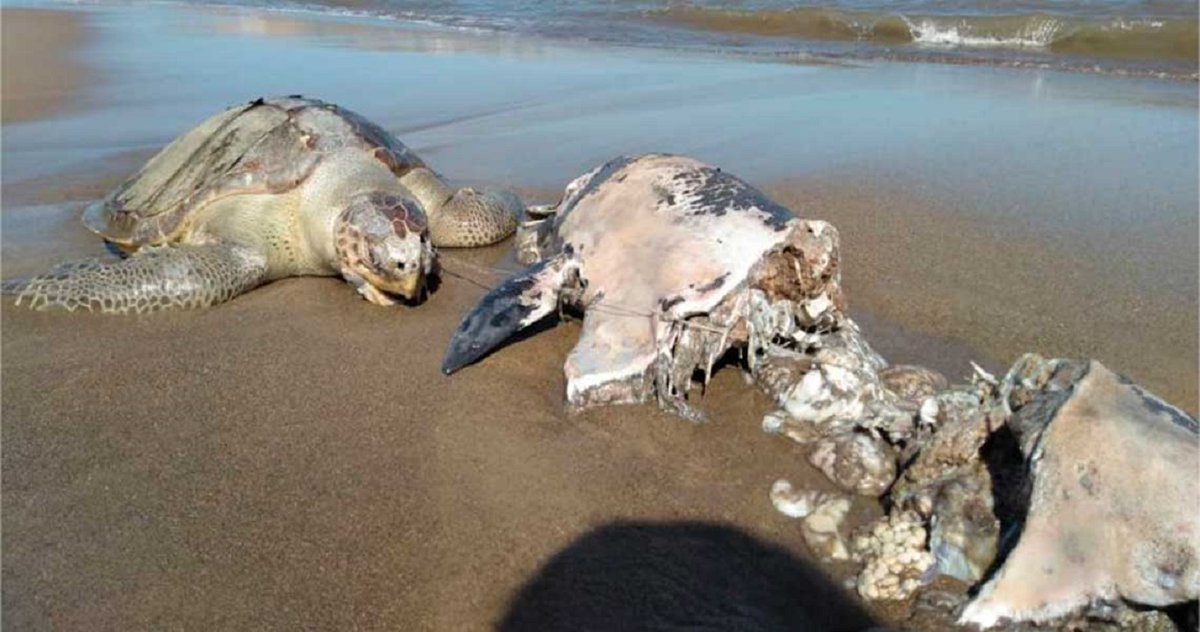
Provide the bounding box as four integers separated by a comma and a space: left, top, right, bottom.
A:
158, 0, 1199, 79
649, 7, 1198, 63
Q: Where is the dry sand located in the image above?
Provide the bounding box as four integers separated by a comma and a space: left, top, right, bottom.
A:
2, 6, 1196, 631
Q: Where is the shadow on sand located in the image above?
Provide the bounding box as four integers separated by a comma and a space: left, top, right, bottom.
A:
498, 520, 879, 632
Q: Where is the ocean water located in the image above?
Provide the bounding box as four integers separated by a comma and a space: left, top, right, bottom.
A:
59, 0, 1197, 79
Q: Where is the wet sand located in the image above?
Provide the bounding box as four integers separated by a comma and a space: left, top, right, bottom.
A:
767, 177, 1198, 412
1, 8, 91, 123
2, 5, 1196, 630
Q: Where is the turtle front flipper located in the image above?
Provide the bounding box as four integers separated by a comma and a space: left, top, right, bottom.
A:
3, 243, 268, 313
442, 253, 576, 374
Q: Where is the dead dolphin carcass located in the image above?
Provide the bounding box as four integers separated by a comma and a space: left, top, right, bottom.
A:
441, 153, 880, 421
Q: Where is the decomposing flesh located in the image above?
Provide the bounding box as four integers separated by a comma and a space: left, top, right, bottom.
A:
959, 356, 1199, 628
443, 153, 1199, 628
443, 153, 886, 422
775, 350, 1199, 628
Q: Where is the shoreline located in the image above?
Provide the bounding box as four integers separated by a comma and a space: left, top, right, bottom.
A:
2, 5, 1196, 630
14, 0, 1197, 81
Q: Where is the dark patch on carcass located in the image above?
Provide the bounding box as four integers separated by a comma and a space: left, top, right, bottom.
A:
1131, 382, 1198, 434
657, 274, 727, 314
660, 295, 685, 311
978, 424, 1033, 586
1164, 602, 1199, 631
694, 272, 729, 293
442, 257, 561, 374
672, 167, 794, 230
555, 155, 639, 224
1006, 378, 1077, 459
1076, 462, 1099, 497
1060, 534, 1087, 565
490, 309, 516, 329
474, 268, 540, 330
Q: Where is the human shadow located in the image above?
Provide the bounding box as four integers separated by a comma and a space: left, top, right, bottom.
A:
498, 521, 879, 632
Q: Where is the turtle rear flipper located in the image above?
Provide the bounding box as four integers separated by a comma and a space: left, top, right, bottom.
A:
399, 168, 521, 249
4, 243, 268, 313
429, 188, 521, 248
442, 253, 576, 374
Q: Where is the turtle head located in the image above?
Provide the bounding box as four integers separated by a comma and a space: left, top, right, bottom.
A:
336, 192, 434, 303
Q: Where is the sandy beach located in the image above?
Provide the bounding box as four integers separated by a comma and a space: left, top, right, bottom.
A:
2, 5, 1196, 630
1, 8, 91, 123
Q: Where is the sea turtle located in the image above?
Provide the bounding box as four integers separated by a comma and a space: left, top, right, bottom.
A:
3, 96, 520, 313
441, 153, 863, 421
